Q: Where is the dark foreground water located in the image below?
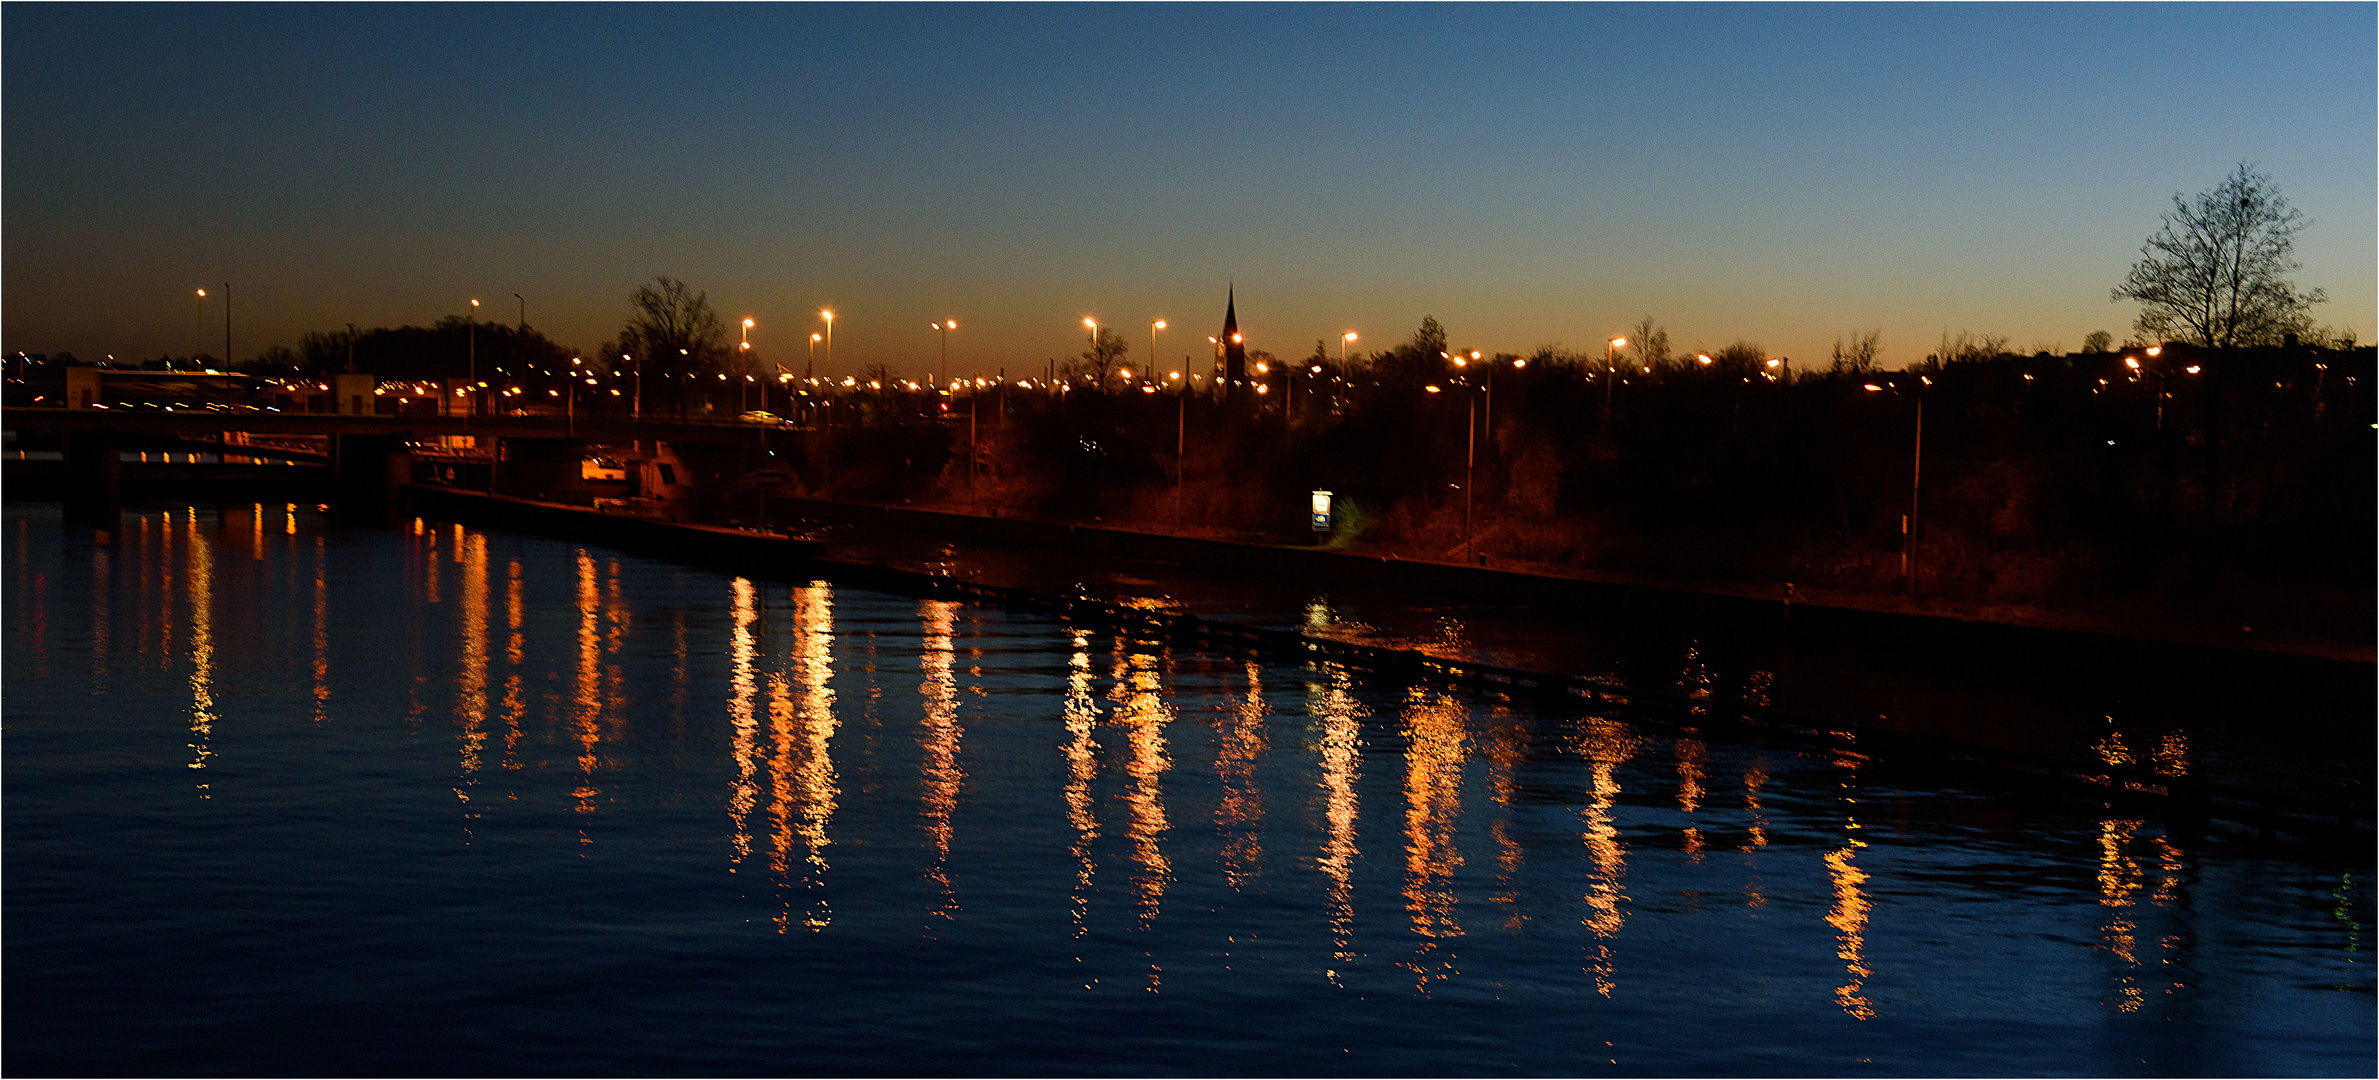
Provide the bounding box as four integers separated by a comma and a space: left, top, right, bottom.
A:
5, 503, 2371, 1076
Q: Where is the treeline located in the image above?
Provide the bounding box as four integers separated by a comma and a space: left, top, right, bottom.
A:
790, 317, 2375, 639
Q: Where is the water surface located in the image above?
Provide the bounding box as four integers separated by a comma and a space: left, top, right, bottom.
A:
5, 503, 2370, 1075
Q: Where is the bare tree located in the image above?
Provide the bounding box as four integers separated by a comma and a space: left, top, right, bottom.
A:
622, 277, 727, 378
2113, 164, 2327, 347
1830, 329, 1882, 374
1075, 327, 1129, 387
1930, 329, 2010, 364
1628, 315, 1672, 370
2082, 330, 2114, 354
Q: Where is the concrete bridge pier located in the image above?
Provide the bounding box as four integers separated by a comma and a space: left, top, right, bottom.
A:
332, 434, 413, 523
63, 429, 121, 529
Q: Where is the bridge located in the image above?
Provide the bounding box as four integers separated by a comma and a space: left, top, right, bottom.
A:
3, 406, 806, 526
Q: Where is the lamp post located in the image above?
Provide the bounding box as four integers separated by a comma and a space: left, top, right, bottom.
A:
1171, 369, 1186, 525
933, 319, 956, 389
193, 289, 206, 369
1464, 384, 1477, 565
820, 309, 834, 378
739, 318, 756, 411
468, 298, 481, 417
515, 293, 525, 331
627, 352, 640, 419
1909, 377, 1925, 600
1863, 377, 1927, 598
1150, 319, 1166, 383
1606, 335, 1626, 414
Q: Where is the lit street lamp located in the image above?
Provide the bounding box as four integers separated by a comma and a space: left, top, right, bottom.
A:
469, 298, 482, 417
1606, 335, 1626, 413
933, 319, 956, 388
193, 289, 206, 369
1863, 377, 1928, 598
1170, 369, 1186, 524
1150, 319, 1166, 384
820, 309, 834, 378
740, 318, 756, 410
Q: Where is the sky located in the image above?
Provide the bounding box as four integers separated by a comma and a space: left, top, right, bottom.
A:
6, 3, 2373, 378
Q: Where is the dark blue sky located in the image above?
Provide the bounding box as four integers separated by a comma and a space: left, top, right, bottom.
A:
6, 3, 2371, 375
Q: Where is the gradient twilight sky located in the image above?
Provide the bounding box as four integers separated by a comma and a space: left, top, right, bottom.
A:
6, 3, 2372, 378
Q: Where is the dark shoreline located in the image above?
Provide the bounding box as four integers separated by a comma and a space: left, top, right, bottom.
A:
390, 486, 2370, 839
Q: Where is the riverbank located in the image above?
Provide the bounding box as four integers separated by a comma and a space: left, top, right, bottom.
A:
391, 486, 2367, 828
770, 495, 2375, 665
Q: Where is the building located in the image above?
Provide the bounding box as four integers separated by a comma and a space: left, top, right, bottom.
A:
1221, 286, 1247, 390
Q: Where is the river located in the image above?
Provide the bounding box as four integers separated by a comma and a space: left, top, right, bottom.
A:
5, 502, 2369, 1075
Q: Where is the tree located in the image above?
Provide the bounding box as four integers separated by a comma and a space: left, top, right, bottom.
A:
1930, 329, 2009, 365
2082, 330, 2114, 354
1629, 315, 1672, 371
620, 276, 727, 414
1709, 340, 1765, 378
1830, 330, 1882, 375
1369, 316, 1449, 385
240, 345, 302, 377
2113, 164, 2326, 348
1076, 327, 1128, 387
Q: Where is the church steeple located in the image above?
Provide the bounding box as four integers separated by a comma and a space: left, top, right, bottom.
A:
1221, 284, 1246, 388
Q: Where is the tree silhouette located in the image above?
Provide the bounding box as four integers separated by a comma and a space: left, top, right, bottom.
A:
2114, 164, 2326, 347
620, 276, 727, 414
1077, 328, 1129, 387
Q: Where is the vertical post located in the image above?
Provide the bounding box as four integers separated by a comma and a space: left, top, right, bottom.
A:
968, 385, 978, 508
1906, 391, 1924, 599
1175, 379, 1187, 525
223, 283, 231, 368
1464, 393, 1476, 565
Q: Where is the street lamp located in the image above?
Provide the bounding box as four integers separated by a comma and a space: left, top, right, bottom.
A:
1341, 331, 1357, 368
193, 289, 206, 368
515, 293, 525, 331
1606, 336, 1626, 412
1150, 319, 1165, 381
468, 298, 482, 417
1862, 378, 1926, 598
820, 309, 834, 377
933, 319, 956, 388
809, 332, 822, 377
740, 318, 757, 410
1169, 368, 1186, 524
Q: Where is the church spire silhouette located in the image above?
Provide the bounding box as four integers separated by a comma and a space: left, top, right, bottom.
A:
1221, 284, 1246, 391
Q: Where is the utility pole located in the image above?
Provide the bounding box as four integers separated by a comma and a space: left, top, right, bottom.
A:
1463, 392, 1477, 565
1905, 387, 1924, 601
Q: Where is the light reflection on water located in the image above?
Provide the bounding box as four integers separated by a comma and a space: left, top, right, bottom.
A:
3, 504, 2371, 1076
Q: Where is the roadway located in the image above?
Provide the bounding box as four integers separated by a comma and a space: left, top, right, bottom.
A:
1, 406, 799, 445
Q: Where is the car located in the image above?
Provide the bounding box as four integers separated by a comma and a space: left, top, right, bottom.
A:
737, 410, 783, 425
